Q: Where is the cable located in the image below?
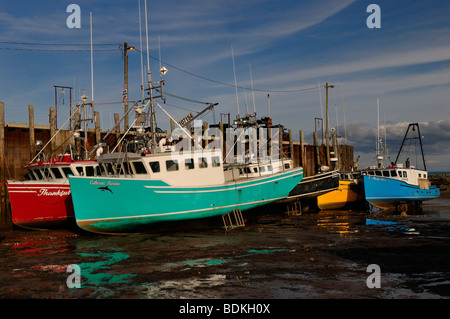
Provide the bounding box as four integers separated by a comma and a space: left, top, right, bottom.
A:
133, 48, 320, 93
0, 41, 119, 46
2, 41, 320, 93
0, 47, 119, 52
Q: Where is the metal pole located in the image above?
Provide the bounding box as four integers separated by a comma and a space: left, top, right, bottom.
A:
124, 42, 129, 130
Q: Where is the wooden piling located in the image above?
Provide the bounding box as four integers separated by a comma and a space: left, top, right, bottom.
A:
288, 129, 294, 161
114, 113, 120, 152
0, 102, 7, 225
313, 131, 320, 173
299, 130, 304, 168
49, 107, 56, 154
94, 111, 101, 144
28, 105, 35, 160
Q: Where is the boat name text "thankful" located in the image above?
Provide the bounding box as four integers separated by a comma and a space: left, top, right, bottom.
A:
38, 189, 71, 197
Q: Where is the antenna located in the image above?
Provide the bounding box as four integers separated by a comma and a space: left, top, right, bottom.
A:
144, 0, 151, 86
231, 45, 240, 116
341, 81, 347, 144
90, 11, 94, 103
138, 0, 145, 101
249, 62, 256, 114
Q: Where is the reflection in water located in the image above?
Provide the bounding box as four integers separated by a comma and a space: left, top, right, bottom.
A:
422, 198, 450, 219
316, 211, 360, 234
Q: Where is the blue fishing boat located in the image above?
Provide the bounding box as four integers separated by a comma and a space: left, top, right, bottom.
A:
69, 149, 303, 234
360, 123, 439, 213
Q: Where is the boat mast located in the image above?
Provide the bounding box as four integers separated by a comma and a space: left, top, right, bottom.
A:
394, 123, 427, 171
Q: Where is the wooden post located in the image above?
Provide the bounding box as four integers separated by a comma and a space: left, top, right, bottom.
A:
0, 102, 6, 225
279, 127, 283, 159
325, 131, 330, 167
114, 113, 120, 152
49, 107, 56, 154
299, 130, 304, 168
332, 133, 339, 171
288, 129, 294, 163
28, 105, 35, 160
94, 111, 101, 144
313, 131, 320, 173
219, 122, 224, 161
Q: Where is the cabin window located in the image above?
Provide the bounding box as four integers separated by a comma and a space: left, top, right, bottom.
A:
166, 160, 179, 172
43, 168, 53, 179
86, 166, 95, 176
244, 167, 251, 174
284, 163, 290, 169
239, 168, 243, 175
76, 166, 84, 176
383, 171, 390, 177
34, 169, 43, 180
253, 167, 258, 173
26, 170, 36, 180
418, 173, 422, 178
133, 161, 147, 174
424, 174, 427, 179
403, 171, 408, 178
368, 171, 374, 176
268, 165, 273, 171
198, 157, 208, 169
115, 163, 130, 175
185, 159, 195, 170
104, 163, 116, 175
149, 161, 160, 173
375, 171, 382, 176
260, 166, 266, 173
212, 156, 221, 167
62, 167, 74, 177
51, 168, 63, 179
391, 170, 397, 177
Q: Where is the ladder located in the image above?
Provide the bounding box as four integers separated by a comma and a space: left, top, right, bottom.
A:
286, 200, 302, 215
222, 209, 245, 230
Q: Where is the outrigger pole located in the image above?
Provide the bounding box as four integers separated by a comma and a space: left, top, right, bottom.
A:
394, 123, 427, 171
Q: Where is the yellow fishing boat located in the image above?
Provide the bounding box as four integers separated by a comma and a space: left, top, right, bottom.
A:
317, 172, 364, 210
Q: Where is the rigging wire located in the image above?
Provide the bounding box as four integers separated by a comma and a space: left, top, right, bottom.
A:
1, 40, 321, 93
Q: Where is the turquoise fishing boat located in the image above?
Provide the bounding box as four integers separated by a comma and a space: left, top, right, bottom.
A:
69, 149, 303, 233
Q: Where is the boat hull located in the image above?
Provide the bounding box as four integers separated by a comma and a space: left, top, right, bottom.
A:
69, 168, 303, 234
362, 175, 440, 209
288, 170, 340, 200
317, 180, 364, 210
6, 181, 74, 229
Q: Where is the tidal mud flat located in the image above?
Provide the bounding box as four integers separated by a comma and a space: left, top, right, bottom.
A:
1, 199, 450, 300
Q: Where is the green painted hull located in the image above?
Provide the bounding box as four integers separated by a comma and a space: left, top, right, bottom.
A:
69, 168, 303, 233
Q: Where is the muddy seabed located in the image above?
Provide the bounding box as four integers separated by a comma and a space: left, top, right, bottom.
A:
1, 202, 450, 301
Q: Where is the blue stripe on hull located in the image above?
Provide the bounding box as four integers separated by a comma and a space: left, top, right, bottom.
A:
362, 175, 440, 209
69, 168, 303, 233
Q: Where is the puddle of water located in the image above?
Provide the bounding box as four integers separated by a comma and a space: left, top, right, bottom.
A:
163, 248, 290, 271
422, 198, 450, 219
76, 251, 136, 287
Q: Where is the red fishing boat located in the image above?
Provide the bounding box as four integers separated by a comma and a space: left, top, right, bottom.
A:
6, 153, 98, 229
6, 92, 100, 229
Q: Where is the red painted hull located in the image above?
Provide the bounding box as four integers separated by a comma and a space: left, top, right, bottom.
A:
6, 181, 74, 229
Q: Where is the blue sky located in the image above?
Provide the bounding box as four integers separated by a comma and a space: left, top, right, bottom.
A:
1, 0, 450, 171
